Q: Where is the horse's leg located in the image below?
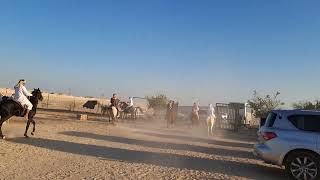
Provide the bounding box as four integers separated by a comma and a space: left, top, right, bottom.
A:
0, 121, 5, 139
132, 108, 136, 119
211, 118, 215, 135
212, 117, 216, 135
0, 115, 10, 139
112, 107, 117, 123
31, 119, 36, 136
24, 118, 32, 138
107, 110, 112, 122
172, 113, 175, 126
0, 120, 6, 139
211, 123, 214, 135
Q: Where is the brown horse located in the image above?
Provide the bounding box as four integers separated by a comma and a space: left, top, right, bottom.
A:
190, 103, 200, 126
166, 101, 177, 128
100, 105, 118, 123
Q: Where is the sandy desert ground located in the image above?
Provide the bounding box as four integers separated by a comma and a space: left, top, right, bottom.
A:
0, 110, 286, 180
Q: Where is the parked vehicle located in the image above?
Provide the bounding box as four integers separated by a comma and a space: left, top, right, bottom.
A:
254, 110, 320, 180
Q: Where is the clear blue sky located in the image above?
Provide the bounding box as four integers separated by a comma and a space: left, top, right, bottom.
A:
0, 0, 320, 105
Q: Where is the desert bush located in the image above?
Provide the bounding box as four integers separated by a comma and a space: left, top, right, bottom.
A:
248, 90, 284, 118
146, 94, 168, 110
293, 100, 320, 110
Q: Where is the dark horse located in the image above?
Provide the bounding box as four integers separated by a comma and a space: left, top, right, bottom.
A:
119, 102, 143, 120
0, 88, 43, 139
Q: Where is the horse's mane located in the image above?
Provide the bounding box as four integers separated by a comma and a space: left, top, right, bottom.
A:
31, 88, 40, 95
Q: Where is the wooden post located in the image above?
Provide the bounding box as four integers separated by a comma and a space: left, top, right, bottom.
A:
77, 114, 88, 121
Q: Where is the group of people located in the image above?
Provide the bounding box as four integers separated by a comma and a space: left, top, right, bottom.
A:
191, 103, 215, 123
165, 100, 216, 128
8, 79, 217, 126
109, 93, 135, 117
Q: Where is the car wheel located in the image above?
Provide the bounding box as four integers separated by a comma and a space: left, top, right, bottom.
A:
285, 151, 320, 180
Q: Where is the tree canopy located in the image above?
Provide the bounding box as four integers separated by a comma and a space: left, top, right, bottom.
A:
248, 90, 284, 118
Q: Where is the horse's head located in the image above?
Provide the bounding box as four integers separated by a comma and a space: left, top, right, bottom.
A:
32, 88, 44, 101
118, 102, 128, 110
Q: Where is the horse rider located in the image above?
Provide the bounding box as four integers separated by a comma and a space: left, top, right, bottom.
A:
166, 100, 174, 127
13, 79, 33, 119
125, 97, 134, 112
206, 104, 215, 123
173, 101, 179, 122
192, 102, 200, 123
207, 104, 215, 118
110, 93, 120, 117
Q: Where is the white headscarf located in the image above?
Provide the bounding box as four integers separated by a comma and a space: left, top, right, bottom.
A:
14, 79, 26, 89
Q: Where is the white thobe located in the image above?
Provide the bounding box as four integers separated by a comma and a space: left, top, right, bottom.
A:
14, 85, 33, 110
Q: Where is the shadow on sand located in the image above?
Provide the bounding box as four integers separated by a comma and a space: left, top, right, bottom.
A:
60, 131, 254, 159
135, 131, 254, 149
9, 137, 285, 179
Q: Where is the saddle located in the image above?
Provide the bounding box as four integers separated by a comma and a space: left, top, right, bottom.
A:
0, 97, 27, 117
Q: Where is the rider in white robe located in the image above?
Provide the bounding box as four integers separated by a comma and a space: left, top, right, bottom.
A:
125, 97, 134, 112
207, 104, 215, 118
13, 79, 33, 119
128, 97, 134, 107
206, 104, 216, 126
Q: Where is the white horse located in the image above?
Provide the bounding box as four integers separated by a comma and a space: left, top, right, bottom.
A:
206, 114, 216, 136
